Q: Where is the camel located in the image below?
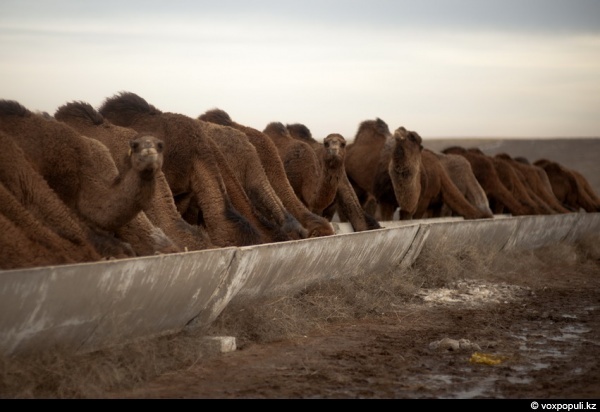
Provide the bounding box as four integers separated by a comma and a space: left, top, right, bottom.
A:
0, 99, 177, 258
494, 153, 571, 214
0, 130, 107, 269
533, 158, 600, 212
285, 123, 381, 231
344, 118, 391, 215
262, 122, 322, 210
489, 153, 556, 215
441, 146, 533, 216
375, 127, 492, 220
198, 109, 334, 238
433, 151, 494, 218
370, 126, 422, 220
196, 115, 307, 241
54, 101, 214, 251
98, 91, 269, 247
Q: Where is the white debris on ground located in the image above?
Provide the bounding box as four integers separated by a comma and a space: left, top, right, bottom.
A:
429, 337, 482, 352
417, 279, 531, 307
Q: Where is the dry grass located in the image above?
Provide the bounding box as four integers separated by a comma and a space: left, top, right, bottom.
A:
0, 233, 598, 398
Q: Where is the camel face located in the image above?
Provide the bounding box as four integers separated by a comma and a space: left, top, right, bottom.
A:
129, 135, 164, 176
323, 133, 346, 168
387, 128, 423, 218
390, 128, 423, 179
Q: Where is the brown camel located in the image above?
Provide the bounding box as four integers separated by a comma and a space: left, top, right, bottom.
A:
198, 109, 334, 238
196, 115, 307, 241
371, 126, 422, 220
441, 146, 533, 216
98, 91, 267, 247
0, 203, 74, 270
285, 123, 381, 231
55, 101, 214, 251
344, 118, 391, 215
494, 153, 571, 214
0, 99, 177, 258
0, 130, 106, 269
376, 127, 492, 220
262, 122, 322, 211
433, 151, 494, 218
533, 158, 600, 212
489, 152, 556, 215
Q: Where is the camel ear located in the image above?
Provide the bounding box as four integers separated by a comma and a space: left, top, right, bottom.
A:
394, 127, 408, 140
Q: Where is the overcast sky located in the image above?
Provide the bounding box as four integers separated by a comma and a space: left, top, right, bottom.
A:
1, 0, 599, 141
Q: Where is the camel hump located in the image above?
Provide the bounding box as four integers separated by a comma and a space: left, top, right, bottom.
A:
442, 145, 467, 154
263, 121, 288, 136
0, 100, 31, 117
354, 118, 391, 143
286, 123, 315, 143
98, 91, 162, 122
55, 101, 104, 125
198, 109, 234, 127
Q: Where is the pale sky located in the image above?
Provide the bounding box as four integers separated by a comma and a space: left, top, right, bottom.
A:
1, 0, 599, 141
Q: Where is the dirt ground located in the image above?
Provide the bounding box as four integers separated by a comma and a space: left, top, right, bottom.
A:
105, 240, 600, 400
2, 236, 599, 399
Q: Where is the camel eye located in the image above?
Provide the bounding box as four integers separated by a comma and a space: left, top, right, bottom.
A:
130, 141, 139, 151
156, 140, 164, 151
341, 142, 346, 148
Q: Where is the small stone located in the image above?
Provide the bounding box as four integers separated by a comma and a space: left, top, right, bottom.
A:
201, 336, 237, 354
438, 337, 460, 351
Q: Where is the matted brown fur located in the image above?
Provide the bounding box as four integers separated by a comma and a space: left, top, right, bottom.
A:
495, 153, 571, 214
98, 92, 264, 247
0, 131, 104, 269
434, 151, 493, 218
534, 158, 600, 213
55, 101, 214, 251
0, 100, 171, 258
442, 146, 532, 216
286, 123, 380, 231
197, 114, 307, 241
198, 109, 334, 238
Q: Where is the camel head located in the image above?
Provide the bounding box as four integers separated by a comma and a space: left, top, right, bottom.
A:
128, 134, 165, 178
322, 133, 346, 168
393, 127, 423, 150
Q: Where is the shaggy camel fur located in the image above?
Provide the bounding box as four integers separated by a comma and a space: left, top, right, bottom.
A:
433, 151, 493, 218
196, 116, 307, 241
198, 109, 334, 238
262, 122, 322, 210
285, 123, 381, 231
99, 91, 267, 247
55, 101, 214, 251
494, 153, 571, 214
0, 100, 177, 258
442, 146, 532, 216
0, 130, 105, 269
533, 158, 600, 213
344, 118, 391, 216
